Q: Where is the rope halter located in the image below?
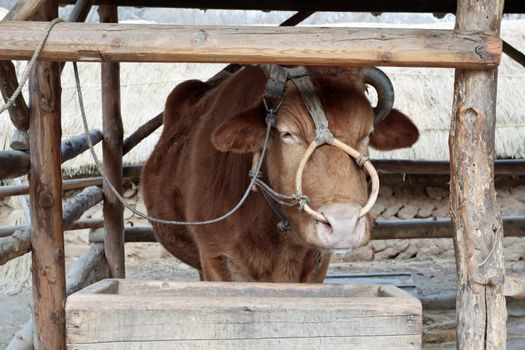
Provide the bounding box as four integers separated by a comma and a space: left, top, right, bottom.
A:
254, 64, 380, 224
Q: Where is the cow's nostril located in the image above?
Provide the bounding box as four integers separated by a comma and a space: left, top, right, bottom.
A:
316, 220, 333, 236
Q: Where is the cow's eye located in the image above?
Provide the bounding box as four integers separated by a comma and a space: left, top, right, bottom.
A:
280, 131, 298, 144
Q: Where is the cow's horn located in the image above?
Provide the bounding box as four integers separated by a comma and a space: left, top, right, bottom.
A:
361, 67, 394, 125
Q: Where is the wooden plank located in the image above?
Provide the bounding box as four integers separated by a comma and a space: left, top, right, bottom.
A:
55, 0, 525, 14
99, 5, 125, 279
0, 23, 501, 68
66, 281, 421, 345
28, 1, 66, 348
66, 335, 421, 350
451, 0, 507, 349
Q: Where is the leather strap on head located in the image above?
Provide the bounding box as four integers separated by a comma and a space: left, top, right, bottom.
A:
288, 67, 334, 146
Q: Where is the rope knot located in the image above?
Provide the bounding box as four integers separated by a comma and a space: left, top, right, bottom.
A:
265, 111, 277, 127
277, 220, 290, 232
293, 194, 310, 211
313, 127, 334, 145
248, 170, 262, 180
356, 154, 370, 167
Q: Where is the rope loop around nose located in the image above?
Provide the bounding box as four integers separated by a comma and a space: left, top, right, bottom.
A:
294, 138, 380, 223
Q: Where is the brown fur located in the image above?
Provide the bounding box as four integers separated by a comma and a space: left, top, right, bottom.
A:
142, 66, 419, 282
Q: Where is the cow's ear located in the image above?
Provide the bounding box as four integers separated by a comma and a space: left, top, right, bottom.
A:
211, 104, 266, 153
370, 109, 419, 151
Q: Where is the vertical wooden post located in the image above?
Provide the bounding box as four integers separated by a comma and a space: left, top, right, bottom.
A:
99, 5, 125, 278
450, 0, 506, 349
28, 1, 66, 349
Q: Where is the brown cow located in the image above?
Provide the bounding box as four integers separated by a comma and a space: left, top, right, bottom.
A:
142, 65, 419, 282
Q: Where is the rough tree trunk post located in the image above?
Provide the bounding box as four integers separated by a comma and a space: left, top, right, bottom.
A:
99, 5, 125, 278
28, 0, 66, 348
450, 0, 506, 349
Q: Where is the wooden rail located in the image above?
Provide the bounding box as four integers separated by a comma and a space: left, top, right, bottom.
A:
0, 129, 102, 181
0, 186, 103, 265
2, 159, 523, 198
87, 216, 525, 243
0, 22, 501, 68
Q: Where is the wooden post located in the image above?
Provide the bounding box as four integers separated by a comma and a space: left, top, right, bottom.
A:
28, 0, 66, 348
99, 5, 125, 278
450, 0, 506, 349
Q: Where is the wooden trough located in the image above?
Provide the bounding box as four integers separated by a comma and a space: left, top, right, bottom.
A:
66, 279, 422, 349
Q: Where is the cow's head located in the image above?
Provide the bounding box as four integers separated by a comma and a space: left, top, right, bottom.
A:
212, 66, 419, 252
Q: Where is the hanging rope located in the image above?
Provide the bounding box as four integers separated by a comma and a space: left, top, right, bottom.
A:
73, 61, 275, 225
0, 18, 63, 115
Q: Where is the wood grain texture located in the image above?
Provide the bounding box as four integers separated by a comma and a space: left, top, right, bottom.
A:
0, 61, 29, 131
0, 150, 30, 180
8, 243, 109, 350
0, 130, 103, 181
0, 229, 31, 265
0, 187, 103, 265
99, 5, 125, 279
4, 0, 47, 21
450, 0, 507, 349
28, 2, 66, 348
66, 280, 421, 349
61, 129, 102, 163
504, 276, 525, 299
0, 23, 501, 68
66, 335, 422, 350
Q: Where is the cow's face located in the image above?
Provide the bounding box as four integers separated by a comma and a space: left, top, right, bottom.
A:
212, 67, 419, 252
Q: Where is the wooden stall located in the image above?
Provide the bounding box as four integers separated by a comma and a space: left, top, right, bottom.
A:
0, 0, 524, 349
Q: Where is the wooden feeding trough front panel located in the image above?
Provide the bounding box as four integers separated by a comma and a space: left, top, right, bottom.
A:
66, 279, 422, 349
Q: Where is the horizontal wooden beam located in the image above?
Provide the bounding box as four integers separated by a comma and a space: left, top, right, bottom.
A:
0, 129, 102, 181
504, 276, 525, 299
0, 150, 30, 180
372, 216, 525, 240
87, 216, 525, 243
0, 219, 105, 238
375, 159, 525, 175
0, 22, 501, 68
56, 0, 525, 14
0, 186, 103, 265
0, 165, 141, 198
2, 159, 522, 199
